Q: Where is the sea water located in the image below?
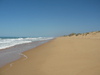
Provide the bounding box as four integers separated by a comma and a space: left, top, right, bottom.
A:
0, 37, 53, 49
0, 37, 53, 68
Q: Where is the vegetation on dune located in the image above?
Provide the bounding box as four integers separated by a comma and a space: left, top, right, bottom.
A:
63, 30, 100, 37
68, 33, 76, 36
83, 32, 89, 36
68, 33, 82, 36
76, 33, 81, 36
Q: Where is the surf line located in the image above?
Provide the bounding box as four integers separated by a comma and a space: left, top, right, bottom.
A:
1, 63, 14, 73
9, 53, 28, 67
20, 53, 28, 60
1, 53, 28, 73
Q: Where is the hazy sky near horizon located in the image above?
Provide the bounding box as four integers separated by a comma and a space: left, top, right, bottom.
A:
0, 0, 100, 37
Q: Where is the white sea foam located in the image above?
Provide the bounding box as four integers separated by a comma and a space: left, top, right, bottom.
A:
0, 37, 53, 49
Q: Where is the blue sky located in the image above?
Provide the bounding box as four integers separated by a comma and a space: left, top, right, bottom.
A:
0, 0, 100, 37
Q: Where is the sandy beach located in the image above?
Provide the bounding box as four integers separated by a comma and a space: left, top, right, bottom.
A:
0, 31, 100, 75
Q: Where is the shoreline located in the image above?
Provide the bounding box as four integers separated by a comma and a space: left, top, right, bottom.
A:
0, 39, 53, 68
0, 33, 100, 75
0, 38, 55, 68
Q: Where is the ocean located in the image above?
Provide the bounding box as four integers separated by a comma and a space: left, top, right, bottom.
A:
0, 37, 54, 68
0, 37, 53, 49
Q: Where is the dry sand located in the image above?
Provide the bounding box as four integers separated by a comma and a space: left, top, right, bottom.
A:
0, 31, 100, 75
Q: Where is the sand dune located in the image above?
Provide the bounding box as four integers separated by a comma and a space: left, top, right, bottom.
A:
0, 31, 100, 75
67, 31, 100, 39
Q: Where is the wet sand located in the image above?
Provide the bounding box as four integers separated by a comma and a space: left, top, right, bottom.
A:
0, 40, 49, 68
0, 32, 100, 75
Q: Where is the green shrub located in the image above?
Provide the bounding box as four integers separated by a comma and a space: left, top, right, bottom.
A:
68, 33, 76, 36
85, 32, 89, 35
76, 33, 81, 36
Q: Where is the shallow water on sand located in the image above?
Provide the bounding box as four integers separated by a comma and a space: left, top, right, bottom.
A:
0, 40, 49, 68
